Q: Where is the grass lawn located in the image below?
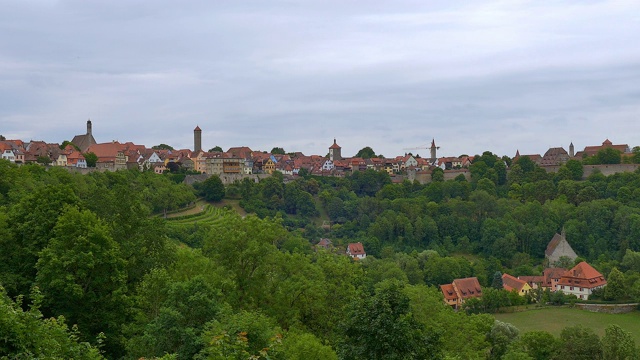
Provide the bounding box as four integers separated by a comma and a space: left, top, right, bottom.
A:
494, 306, 640, 343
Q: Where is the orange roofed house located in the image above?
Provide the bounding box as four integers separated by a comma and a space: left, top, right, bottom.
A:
502, 273, 532, 296
556, 262, 607, 300
440, 277, 483, 309
346, 242, 366, 260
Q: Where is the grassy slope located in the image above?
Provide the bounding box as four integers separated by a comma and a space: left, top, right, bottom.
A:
494, 307, 640, 344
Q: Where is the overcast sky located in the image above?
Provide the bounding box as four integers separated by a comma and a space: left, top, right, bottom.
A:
1, 0, 639, 158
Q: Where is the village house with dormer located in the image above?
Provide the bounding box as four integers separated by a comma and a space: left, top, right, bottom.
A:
346, 242, 366, 260
556, 262, 607, 299
440, 277, 483, 309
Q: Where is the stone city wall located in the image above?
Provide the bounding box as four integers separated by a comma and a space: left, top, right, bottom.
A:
575, 303, 639, 314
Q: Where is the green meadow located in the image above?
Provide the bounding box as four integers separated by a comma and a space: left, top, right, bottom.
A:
494, 307, 640, 343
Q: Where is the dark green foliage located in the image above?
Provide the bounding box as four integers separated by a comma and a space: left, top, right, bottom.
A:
3, 184, 80, 297
271, 147, 285, 155
0, 286, 104, 359
432, 167, 444, 182
200, 175, 225, 202
487, 320, 519, 360
491, 271, 503, 289
35, 206, 129, 354
355, 146, 376, 159
36, 155, 52, 165
128, 275, 221, 359
602, 324, 636, 360
338, 280, 443, 360
556, 325, 603, 359
604, 267, 626, 301
208, 145, 223, 152
83, 152, 98, 167
60, 140, 81, 151
152, 143, 174, 150
513, 331, 560, 360
583, 148, 623, 165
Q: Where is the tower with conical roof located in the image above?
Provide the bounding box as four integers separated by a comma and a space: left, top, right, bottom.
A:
569, 142, 574, 158
430, 139, 438, 163
329, 139, 342, 161
194, 125, 202, 152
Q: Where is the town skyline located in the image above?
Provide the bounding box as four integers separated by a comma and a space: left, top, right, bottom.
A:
2, 1, 639, 158
3, 120, 637, 161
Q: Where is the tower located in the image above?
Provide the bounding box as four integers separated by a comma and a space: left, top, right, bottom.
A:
329, 139, 342, 161
87, 119, 92, 135
430, 138, 438, 163
194, 125, 202, 153
569, 142, 574, 158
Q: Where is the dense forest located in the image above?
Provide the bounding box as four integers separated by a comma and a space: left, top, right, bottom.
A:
2, 150, 640, 359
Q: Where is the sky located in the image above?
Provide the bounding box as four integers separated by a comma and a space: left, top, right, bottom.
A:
1, 0, 639, 159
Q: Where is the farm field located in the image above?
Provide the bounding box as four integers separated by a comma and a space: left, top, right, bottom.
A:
494, 306, 640, 343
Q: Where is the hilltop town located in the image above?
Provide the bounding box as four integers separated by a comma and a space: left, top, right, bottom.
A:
1, 120, 638, 182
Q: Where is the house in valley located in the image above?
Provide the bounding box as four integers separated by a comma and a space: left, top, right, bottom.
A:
346, 242, 366, 260
556, 262, 607, 300
502, 273, 532, 296
440, 277, 483, 309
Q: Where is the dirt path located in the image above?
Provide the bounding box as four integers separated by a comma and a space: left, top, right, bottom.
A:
166, 199, 208, 218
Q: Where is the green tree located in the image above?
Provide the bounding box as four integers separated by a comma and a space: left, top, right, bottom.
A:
516, 331, 560, 360
355, 146, 376, 159
271, 147, 285, 155
277, 331, 338, 360
128, 276, 222, 359
200, 175, 225, 202
432, 167, 444, 182
604, 267, 626, 301
153, 144, 174, 150
602, 324, 636, 360
208, 146, 223, 152
37, 155, 52, 165
596, 148, 622, 164
338, 280, 443, 360
491, 271, 504, 289
60, 140, 81, 151
565, 159, 584, 180
3, 184, 80, 297
0, 286, 104, 359
487, 320, 520, 360
83, 152, 98, 167
35, 206, 128, 354
556, 325, 602, 360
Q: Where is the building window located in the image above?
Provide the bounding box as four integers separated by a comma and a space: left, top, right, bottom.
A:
570, 287, 573, 291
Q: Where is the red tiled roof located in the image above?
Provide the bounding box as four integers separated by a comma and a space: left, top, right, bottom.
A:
502, 273, 527, 293
452, 277, 483, 300
440, 284, 458, 301
557, 262, 607, 289
329, 139, 341, 149
347, 242, 365, 256
518, 275, 544, 285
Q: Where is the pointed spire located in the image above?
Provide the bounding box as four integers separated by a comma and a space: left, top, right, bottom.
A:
431, 138, 436, 147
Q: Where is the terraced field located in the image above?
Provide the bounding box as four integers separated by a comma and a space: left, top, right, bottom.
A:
165, 205, 234, 228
